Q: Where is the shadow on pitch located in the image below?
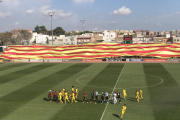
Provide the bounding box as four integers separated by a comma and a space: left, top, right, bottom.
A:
126, 97, 136, 101
113, 114, 120, 119
44, 98, 49, 101
77, 99, 83, 102
43, 98, 59, 103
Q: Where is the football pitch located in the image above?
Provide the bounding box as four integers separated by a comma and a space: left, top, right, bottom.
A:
0, 63, 180, 120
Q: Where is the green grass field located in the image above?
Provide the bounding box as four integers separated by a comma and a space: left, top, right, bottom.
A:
0, 63, 180, 120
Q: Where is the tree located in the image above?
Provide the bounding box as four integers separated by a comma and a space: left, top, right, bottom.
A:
65, 32, 70, 36
53, 27, 65, 36
84, 31, 93, 33
13, 32, 23, 45
34, 26, 40, 34
119, 32, 124, 35
0, 32, 12, 46
0, 41, 4, 46
13, 30, 32, 45
0, 33, 4, 46
40, 26, 47, 34
34, 26, 47, 34
19, 30, 32, 45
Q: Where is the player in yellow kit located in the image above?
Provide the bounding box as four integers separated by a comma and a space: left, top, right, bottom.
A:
71, 92, 76, 103
120, 104, 127, 120
123, 88, 127, 100
64, 91, 70, 103
62, 88, 65, 101
59, 90, 63, 104
72, 86, 74, 93
75, 87, 78, 99
136, 90, 140, 103
139, 89, 143, 100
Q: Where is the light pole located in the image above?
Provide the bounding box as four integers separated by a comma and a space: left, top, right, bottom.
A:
80, 20, 85, 44
48, 12, 55, 45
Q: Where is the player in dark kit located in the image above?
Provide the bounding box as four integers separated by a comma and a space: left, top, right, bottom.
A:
105, 91, 110, 103
48, 90, 52, 99
101, 92, 105, 104
55, 91, 58, 101
52, 90, 55, 102
83, 90, 88, 103
94, 90, 99, 104
90, 91, 95, 103
117, 91, 121, 103
48, 91, 52, 102
67, 91, 70, 97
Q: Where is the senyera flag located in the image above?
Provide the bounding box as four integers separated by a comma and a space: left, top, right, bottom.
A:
1, 43, 180, 59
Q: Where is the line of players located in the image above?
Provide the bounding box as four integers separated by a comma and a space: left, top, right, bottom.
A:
47, 88, 121, 104
48, 86, 78, 103
47, 87, 143, 120
86, 90, 121, 104
47, 87, 143, 104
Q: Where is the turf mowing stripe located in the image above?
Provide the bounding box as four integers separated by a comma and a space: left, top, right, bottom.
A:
143, 63, 180, 120
107, 63, 156, 120
0, 63, 29, 71
2, 64, 109, 120
0, 63, 17, 68
0, 63, 57, 85
87, 63, 125, 88
100, 63, 125, 120
0, 63, 91, 119
0, 63, 41, 76
0, 64, 75, 98
50, 63, 125, 120
162, 63, 180, 85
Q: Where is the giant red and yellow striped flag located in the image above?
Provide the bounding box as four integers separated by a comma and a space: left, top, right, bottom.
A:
1, 43, 180, 59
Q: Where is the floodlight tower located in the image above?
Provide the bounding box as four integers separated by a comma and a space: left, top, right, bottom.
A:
48, 12, 55, 45
80, 20, 85, 43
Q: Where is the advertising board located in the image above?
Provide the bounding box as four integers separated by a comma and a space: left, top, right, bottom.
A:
63, 59, 70, 62
166, 59, 180, 62
82, 59, 87, 62
69, 59, 82, 62
48, 59, 62, 62
14, 60, 28, 62
30, 60, 43, 62
87, 59, 102, 62
3, 59, 12, 62
144, 59, 166, 62
63, 59, 81, 62
82, 59, 102, 62
129, 59, 143, 62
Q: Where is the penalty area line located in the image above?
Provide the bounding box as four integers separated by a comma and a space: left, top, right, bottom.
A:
100, 63, 126, 120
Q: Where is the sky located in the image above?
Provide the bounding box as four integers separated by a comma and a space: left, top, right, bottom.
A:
0, 0, 180, 32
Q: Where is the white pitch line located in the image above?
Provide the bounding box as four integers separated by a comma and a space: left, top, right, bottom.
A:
76, 73, 164, 89
100, 63, 126, 120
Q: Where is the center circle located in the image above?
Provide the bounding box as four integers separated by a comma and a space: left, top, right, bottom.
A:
76, 73, 163, 89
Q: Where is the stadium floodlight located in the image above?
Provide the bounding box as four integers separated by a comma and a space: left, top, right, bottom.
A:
48, 12, 55, 45
80, 20, 85, 44
0, 1, 2, 2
